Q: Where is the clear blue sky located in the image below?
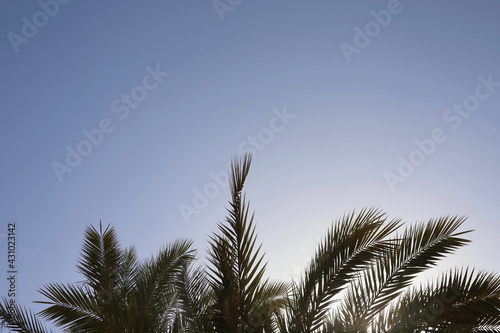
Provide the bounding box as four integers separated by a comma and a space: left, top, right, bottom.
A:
1, 0, 500, 327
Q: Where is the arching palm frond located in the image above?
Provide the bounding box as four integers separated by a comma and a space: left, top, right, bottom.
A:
175, 263, 214, 333
286, 208, 401, 333
382, 268, 500, 332
337, 215, 471, 331
247, 280, 290, 333
0, 298, 53, 333
133, 238, 195, 332
37, 282, 114, 332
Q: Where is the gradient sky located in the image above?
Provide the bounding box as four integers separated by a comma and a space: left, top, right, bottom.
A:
1, 1, 500, 328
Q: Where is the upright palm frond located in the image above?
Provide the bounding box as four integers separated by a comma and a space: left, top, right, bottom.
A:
76, 222, 123, 293
207, 154, 288, 332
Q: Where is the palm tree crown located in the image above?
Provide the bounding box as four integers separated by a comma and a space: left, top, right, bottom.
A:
1, 154, 499, 332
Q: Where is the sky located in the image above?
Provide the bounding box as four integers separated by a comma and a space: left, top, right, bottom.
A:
1, 0, 500, 329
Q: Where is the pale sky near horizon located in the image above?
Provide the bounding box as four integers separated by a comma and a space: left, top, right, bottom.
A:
1, 1, 500, 329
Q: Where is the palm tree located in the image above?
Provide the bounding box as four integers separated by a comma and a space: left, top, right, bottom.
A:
1, 223, 195, 332
2, 154, 500, 332
204, 155, 500, 332
0, 301, 54, 333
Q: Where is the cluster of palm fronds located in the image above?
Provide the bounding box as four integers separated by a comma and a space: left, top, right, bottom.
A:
2, 155, 500, 332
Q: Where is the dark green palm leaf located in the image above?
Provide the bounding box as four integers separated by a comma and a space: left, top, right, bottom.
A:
134, 238, 195, 330
36, 282, 115, 332
287, 208, 401, 333
385, 268, 500, 332
338, 215, 471, 331
0, 298, 53, 333
176, 262, 214, 333
76, 222, 123, 294
207, 154, 286, 332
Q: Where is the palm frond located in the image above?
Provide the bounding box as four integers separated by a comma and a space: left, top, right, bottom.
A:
287, 207, 401, 333
135, 238, 195, 330
176, 263, 214, 333
0, 298, 53, 333
247, 280, 290, 333
384, 267, 500, 332
117, 246, 141, 296
36, 282, 115, 332
208, 154, 278, 332
338, 215, 471, 331
76, 222, 123, 293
